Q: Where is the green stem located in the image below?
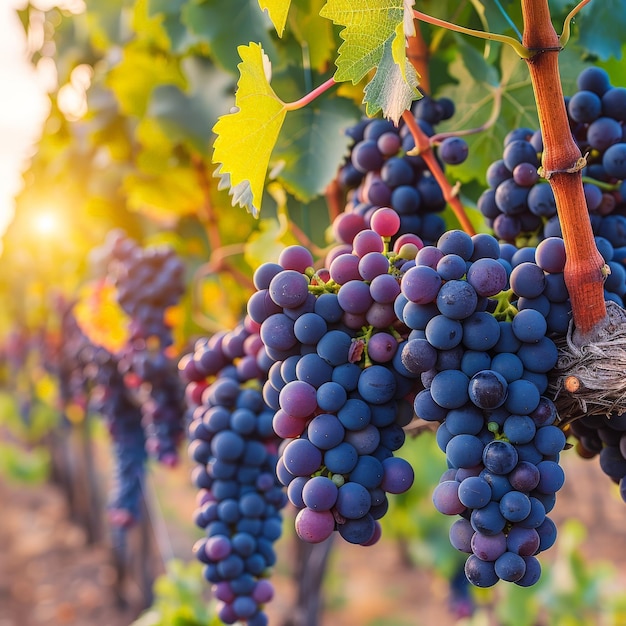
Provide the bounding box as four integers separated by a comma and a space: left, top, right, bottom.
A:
492, 289, 518, 321
559, 0, 593, 48
429, 87, 502, 145
580, 176, 621, 192
413, 9, 533, 58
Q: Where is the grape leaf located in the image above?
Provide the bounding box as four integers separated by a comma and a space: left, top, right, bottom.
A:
213, 43, 288, 217
436, 42, 590, 185
320, 0, 404, 82
147, 57, 234, 155
258, 0, 292, 36
320, 0, 418, 121
289, 0, 337, 72
577, 0, 626, 61
124, 166, 206, 222
434, 43, 533, 185
599, 45, 626, 87
181, 0, 277, 74
147, 0, 200, 53
273, 94, 361, 201
74, 280, 131, 354
363, 26, 419, 121
106, 45, 186, 117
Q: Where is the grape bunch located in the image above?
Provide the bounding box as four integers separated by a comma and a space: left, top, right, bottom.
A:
90, 347, 148, 526
335, 94, 469, 246
248, 208, 417, 547
57, 302, 92, 419
180, 318, 285, 626
104, 231, 187, 463
478, 66, 626, 271
399, 229, 566, 586
56, 303, 147, 527
568, 414, 626, 502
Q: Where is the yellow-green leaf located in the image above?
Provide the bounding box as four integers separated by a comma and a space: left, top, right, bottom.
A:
289, 0, 336, 73
364, 34, 419, 122
320, 0, 419, 122
124, 167, 206, 223
74, 280, 131, 354
320, 0, 405, 83
258, 0, 292, 37
212, 43, 287, 217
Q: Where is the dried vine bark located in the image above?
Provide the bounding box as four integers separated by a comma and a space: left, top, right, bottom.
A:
520, 1, 606, 337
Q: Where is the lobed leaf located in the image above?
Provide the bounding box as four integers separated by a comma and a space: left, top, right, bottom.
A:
181, 0, 277, 74
258, 0, 292, 36
273, 93, 361, 201
364, 28, 419, 121
212, 43, 288, 216
577, 0, 626, 61
289, 0, 337, 72
320, 0, 419, 122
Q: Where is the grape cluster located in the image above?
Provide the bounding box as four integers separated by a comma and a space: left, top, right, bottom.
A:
399, 229, 565, 586
56, 304, 147, 527
88, 346, 148, 526
568, 413, 626, 502
180, 318, 285, 626
502, 236, 573, 336
249, 209, 416, 547
57, 303, 92, 418
478, 66, 626, 278
105, 231, 187, 463
335, 95, 468, 246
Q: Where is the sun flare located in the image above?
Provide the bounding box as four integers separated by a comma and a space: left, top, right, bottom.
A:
32, 210, 62, 237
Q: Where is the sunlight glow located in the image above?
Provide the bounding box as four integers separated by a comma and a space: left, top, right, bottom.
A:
32, 210, 63, 238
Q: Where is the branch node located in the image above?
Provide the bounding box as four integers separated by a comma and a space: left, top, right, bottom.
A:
538, 154, 588, 180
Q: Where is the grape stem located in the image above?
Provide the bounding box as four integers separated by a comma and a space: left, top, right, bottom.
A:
413, 9, 532, 59
559, 0, 593, 48
401, 110, 476, 236
429, 87, 502, 145
520, 0, 606, 335
283, 77, 337, 111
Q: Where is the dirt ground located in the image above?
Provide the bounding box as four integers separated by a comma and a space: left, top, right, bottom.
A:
1, 442, 626, 626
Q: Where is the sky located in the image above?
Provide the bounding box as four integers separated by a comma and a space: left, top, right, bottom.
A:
0, 1, 54, 239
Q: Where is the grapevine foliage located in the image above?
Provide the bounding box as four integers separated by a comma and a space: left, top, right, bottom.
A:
4, 1, 626, 625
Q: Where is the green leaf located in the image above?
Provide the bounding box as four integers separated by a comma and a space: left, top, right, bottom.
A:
320, 0, 404, 82
181, 0, 277, 74
258, 0, 292, 36
363, 29, 419, 121
320, 0, 418, 121
106, 45, 186, 117
84, 0, 135, 49
433, 42, 588, 185
289, 0, 337, 72
147, 0, 201, 53
599, 44, 626, 86
577, 0, 626, 60
213, 43, 288, 216
147, 0, 186, 13
147, 57, 234, 155
273, 94, 361, 201
124, 167, 206, 222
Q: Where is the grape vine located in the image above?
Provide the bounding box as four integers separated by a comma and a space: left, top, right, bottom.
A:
4, 1, 626, 625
